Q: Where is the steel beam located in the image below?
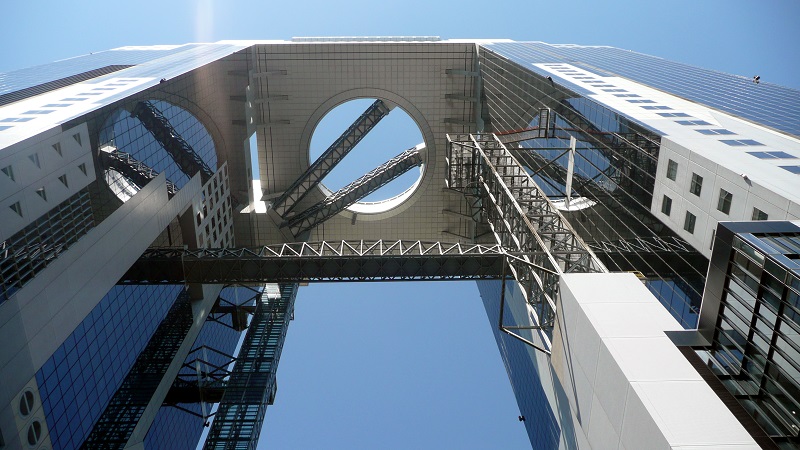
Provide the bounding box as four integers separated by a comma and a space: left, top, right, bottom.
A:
131, 101, 215, 184
99, 148, 178, 196
588, 236, 695, 254
203, 284, 296, 450
121, 241, 508, 284
285, 146, 423, 235
447, 134, 606, 334
271, 99, 391, 217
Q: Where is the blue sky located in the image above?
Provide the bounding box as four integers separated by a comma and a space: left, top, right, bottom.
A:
2, 1, 799, 449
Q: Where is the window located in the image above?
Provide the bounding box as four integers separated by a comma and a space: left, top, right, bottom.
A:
684, 211, 697, 234
603, 88, 627, 92
752, 208, 768, 221
19, 390, 34, 417
690, 173, 703, 196
666, 159, 678, 181
9, 201, 22, 217
641, 105, 672, 110
27, 420, 42, 446
675, 120, 712, 126
1, 165, 14, 181
717, 189, 732, 214
747, 151, 797, 159
720, 139, 763, 146
661, 195, 672, 216
626, 99, 655, 103
614, 93, 641, 98
696, 129, 735, 135
781, 165, 800, 174
657, 112, 691, 117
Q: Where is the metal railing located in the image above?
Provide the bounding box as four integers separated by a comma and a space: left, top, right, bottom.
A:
447, 133, 606, 348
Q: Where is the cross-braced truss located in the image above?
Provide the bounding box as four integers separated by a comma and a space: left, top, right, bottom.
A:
271, 99, 391, 217
121, 240, 508, 284
588, 235, 695, 254
131, 100, 215, 184
285, 146, 423, 235
447, 133, 606, 344
100, 148, 178, 196
204, 284, 296, 450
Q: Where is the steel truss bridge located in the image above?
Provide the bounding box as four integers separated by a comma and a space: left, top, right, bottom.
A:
122, 240, 508, 284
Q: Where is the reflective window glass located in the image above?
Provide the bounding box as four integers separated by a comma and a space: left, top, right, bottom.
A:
690, 173, 703, 196
717, 188, 732, 214
747, 151, 797, 159
780, 165, 800, 174
696, 128, 736, 135
684, 211, 697, 233
676, 120, 712, 126
667, 159, 678, 181
661, 195, 672, 216
657, 112, 691, 117
752, 208, 769, 221
721, 139, 764, 146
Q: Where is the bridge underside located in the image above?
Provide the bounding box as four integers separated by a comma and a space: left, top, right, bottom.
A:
122, 241, 508, 284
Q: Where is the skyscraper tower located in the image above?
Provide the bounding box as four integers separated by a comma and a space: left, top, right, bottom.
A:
1, 38, 798, 449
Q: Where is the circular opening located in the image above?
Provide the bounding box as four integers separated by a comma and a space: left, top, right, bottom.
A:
98, 100, 217, 203
27, 420, 42, 446
19, 390, 34, 417
310, 98, 424, 213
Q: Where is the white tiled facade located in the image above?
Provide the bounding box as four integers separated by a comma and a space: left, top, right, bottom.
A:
553, 273, 759, 449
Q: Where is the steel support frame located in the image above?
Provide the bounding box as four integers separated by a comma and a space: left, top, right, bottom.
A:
122, 240, 509, 284
271, 99, 391, 217
131, 100, 215, 184
588, 235, 695, 254
166, 346, 237, 407
447, 133, 606, 344
100, 149, 178, 196
203, 283, 297, 450
285, 147, 423, 235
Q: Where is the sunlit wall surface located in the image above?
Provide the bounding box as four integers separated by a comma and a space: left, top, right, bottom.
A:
484, 42, 800, 137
